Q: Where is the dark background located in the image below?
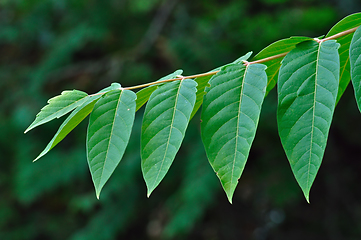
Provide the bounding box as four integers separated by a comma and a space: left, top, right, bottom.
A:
1, 0, 361, 239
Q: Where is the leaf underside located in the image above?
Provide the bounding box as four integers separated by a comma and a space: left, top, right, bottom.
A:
25, 90, 88, 133
277, 40, 340, 202
350, 26, 361, 112
87, 89, 136, 199
201, 63, 267, 203
141, 79, 197, 197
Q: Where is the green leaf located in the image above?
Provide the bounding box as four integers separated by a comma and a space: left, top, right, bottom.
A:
25, 90, 88, 133
135, 70, 183, 111
350, 26, 361, 112
97, 82, 122, 93
136, 86, 158, 111
253, 37, 312, 94
190, 75, 213, 119
277, 40, 340, 202
34, 95, 102, 162
190, 52, 254, 119
212, 52, 253, 72
326, 13, 361, 103
200, 63, 267, 203
87, 89, 136, 199
141, 79, 197, 197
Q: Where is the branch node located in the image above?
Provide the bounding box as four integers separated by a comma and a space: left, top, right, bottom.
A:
176, 75, 185, 80
314, 38, 323, 43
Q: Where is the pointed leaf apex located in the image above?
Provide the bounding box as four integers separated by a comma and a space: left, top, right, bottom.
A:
227, 194, 233, 204
146, 183, 155, 198
147, 189, 153, 198
96, 190, 101, 200
303, 191, 310, 204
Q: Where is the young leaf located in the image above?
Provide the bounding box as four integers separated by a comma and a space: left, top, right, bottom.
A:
34, 95, 102, 162
201, 63, 267, 203
191, 52, 254, 119
253, 37, 312, 94
277, 40, 340, 202
326, 13, 361, 103
87, 89, 136, 199
350, 26, 361, 112
25, 90, 88, 133
141, 79, 197, 197
135, 70, 183, 111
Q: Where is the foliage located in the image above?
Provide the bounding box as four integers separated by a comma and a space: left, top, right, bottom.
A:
25, 13, 361, 204
4, 0, 361, 239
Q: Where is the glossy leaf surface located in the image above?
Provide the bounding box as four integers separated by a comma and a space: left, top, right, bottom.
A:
141, 79, 197, 196
87, 89, 136, 198
277, 40, 340, 202
201, 63, 267, 203
350, 26, 361, 112
25, 90, 88, 133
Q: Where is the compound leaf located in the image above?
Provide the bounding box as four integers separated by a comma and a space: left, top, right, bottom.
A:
201, 63, 267, 203
350, 26, 361, 112
277, 40, 340, 202
25, 90, 88, 133
87, 89, 136, 199
34, 95, 102, 162
141, 79, 197, 197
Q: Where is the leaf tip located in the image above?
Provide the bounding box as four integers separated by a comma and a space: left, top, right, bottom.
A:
305, 194, 310, 204
225, 190, 235, 204
147, 190, 152, 198
302, 189, 310, 203
24, 126, 32, 134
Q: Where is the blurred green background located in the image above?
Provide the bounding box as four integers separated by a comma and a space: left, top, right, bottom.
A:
2, 0, 361, 239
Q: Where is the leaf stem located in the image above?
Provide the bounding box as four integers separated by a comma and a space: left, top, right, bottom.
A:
94, 25, 360, 93
122, 71, 219, 90
322, 26, 359, 41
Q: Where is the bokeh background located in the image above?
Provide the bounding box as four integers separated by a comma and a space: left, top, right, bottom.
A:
1, 0, 361, 239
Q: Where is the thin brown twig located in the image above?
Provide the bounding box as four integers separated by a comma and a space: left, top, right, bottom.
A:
92, 24, 360, 94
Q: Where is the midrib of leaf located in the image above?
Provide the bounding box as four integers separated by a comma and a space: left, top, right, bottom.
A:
151, 81, 182, 195
98, 91, 123, 191
46, 98, 83, 118
307, 42, 321, 194
230, 65, 248, 194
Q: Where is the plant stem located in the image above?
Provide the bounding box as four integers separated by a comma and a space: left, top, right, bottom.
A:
123, 71, 219, 90
97, 25, 360, 92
